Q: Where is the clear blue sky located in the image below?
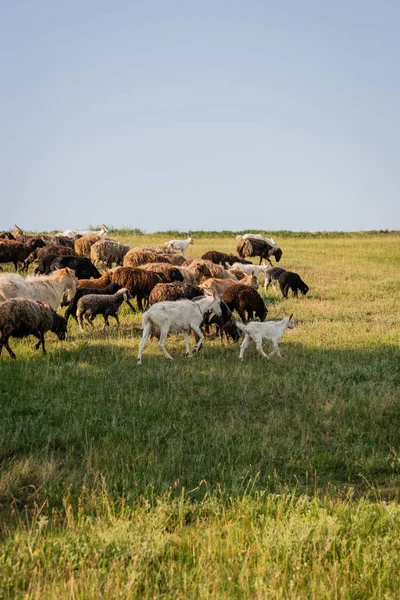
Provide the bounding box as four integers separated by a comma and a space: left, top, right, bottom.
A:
1, 1, 399, 232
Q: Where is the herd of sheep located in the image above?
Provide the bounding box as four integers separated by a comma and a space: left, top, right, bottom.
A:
0, 226, 309, 361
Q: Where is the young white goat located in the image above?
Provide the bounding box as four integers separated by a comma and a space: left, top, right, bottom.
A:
61, 224, 109, 238
137, 294, 222, 364
229, 263, 269, 277
164, 237, 193, 258
237, 315, 294, 360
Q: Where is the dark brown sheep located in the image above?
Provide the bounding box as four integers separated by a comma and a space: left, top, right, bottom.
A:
149, 282, 205, 305
0, 238, 46, 271
110, 266, 165, 311
0, 297, 68, 359
123, 248, 171, 267
201, 251, 252, 266
222, 284, 268, 323
26, 244, 77, 272
138, 263, 184, 283
77, 272, 113, 289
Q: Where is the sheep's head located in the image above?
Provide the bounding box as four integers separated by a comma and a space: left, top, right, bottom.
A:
52, 313, 68, 341
301, 282, 309, 295
273, 248, 283, 262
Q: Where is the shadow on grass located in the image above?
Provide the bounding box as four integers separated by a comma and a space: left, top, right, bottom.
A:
0, 338, 400, 525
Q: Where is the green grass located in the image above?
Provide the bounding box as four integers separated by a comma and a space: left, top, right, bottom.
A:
0, 232, 400, 598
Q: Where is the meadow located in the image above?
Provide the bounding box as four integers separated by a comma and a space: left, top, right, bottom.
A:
0, 231, 400, 598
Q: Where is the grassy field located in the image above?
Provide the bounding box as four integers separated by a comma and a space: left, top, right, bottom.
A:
1, 232, 400, 598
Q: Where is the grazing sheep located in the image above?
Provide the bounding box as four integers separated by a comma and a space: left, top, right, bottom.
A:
164, 237, 194, 258
110, 267, 165, 311
77, 288, 135, 330
236, 235, 283, 266
278, 271, 309, 298
137, 293, 222, 364
61, 224, 109, 238
90, 239, 130, 269
200, 273, 258, 298
138, 263, 184, 283
264, 267, 287, 292
149, 282, 205, 305
201, 251, 252, 266
238, 315, 294, 360
27, 244, 78, 273
74, 234, 105, 259
176, 266, 198, 285
77, 272, 113, 289
0, 297, 68, 359
123, 248, 171, 267
188, 259, 238, 283
0, 268, 78, 310
222, 284, 268, 323
201, 301, 241, 342
63, 282, 122, 322
0, 238, 46, 271
50, 256, 101, 280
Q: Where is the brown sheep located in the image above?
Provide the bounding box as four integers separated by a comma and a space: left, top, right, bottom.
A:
110, 266, 165, 311
222, 284, 268, 323
201, 273, 258, 298
138, 263, 184, 283
176, 266, 198, 285
188, 259, 237, 282
149, 282, 205, 305
74, 234, 103, 259
201, 251, 252, 266
25, 244, 77, 271
77, 272, 113, 289
123, 248, 171, 267
0, 238, 46, 271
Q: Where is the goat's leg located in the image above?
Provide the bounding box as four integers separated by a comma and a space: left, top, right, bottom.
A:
255, 335, 269, 359
137, 323, 152, 364
182, 330, 191, 356
267, 342, 282, 359
239, 333, 250, 360
158, 328, 173, 360
191, 325, 204, 353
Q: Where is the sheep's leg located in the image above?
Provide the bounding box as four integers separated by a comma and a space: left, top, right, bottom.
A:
182, 330, 191, 356
103, 315, 109, 330
191, 325, 204, 353
1, 337, 16, 359
113, 313, 120, 327
239, 333, 250, 360
293, 288, 298, 298
40, 333, 46, 354
158, 328, 174, 360
85, 314, 95, 328
137, 323, 152, 364
238, 309, 247, 324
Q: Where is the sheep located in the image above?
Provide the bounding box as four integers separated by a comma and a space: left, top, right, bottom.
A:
222, 284, 268, 323
187, 259, 238, 283
0, 237, 47, 271
74, 234, 105, 259
236, 235, 283, 266
77, 272, 113, 289
200, 273, 259, 298
90, 239, 130, 269
77, 288, 135, 330
123, 248, 171, 267
110, 267, 165, 311
164, 237, 194, 258
264, 267, 287, 292
201, 251, 252, 266
29, 245, 78, 273
62, 282, 122, 322
137, 293, 222, 364
201, 301, 241, 342
138, 263, 184, 283
0, 268, 78, 310
61, 224, 109, 238
149, 282, 205, 305
176, 266, 198, 285
278, 271, 309, 298
0, 298, 68, 359
238, 315, 294, 360
50, 256, 101, 280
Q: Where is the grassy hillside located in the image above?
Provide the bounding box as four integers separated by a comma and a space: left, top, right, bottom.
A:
1, 232, 400, 598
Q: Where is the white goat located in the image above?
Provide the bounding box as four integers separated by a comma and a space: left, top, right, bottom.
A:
0, 268, 78, 310
164, 237, 193, 258
137, 294, 222, 364
229, 263, 269, 277
237, 315, 294, 360
61, 224, 109, 238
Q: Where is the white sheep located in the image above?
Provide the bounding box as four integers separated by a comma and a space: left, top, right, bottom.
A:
237, 315, 294, 360
61, 224, 109, 239
164, 237, 193, 258
137, 293, 222, 364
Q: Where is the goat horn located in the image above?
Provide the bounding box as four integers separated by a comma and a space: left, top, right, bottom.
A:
289, 314, 293, 320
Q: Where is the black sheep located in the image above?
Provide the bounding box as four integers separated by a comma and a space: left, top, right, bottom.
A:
278, 271, 309, 298
63, 282, 122, 322
50, 256, 101, 280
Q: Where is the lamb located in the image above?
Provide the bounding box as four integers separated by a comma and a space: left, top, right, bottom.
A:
62, 282, 122, 322
201, 251, 252, 266
77, 288, 135, 330
77, 272, 113, 289
50, 256, 101, 280
74, 234, 105, 259
90, 239, 130, 269
278, 271, 309, 298
0, 238, 46, 271
137, 293, 222, 364
149, 282, 205, 305
61, 224, 109, 238
238, 315, 294, 360
236, 235, 283, 266
200, 273, 258, 298
164, 237, 194, 258
264, 267, 287, 292
0, 297, 68, 359
0, 268, 78, 310
138, 263, 184, 283
222, 284, 268, 323
110, 267, 166, 311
